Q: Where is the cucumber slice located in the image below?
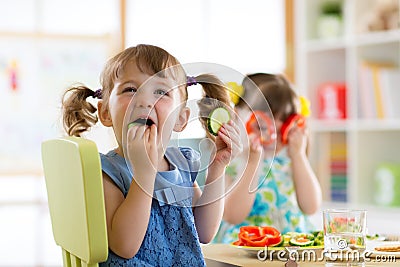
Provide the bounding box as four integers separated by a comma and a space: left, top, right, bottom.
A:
207, 107, 230, 136
289, 235, 315, 247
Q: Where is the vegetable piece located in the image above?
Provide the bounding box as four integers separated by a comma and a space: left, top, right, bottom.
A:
128, 118, 154, 128
280, 114, 305, 144
312, 230, 324, 246
236, 226, 282, 247
289, 233, 315, 247
245, 111, 276, 145
207, 107, 230, 136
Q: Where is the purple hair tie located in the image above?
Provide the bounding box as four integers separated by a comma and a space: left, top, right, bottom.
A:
93, 89, 102, 99
187, 76, 197, 87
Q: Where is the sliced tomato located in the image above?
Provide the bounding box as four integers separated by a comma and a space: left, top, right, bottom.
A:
281, 113, 306, 144
245, 111, 276, 145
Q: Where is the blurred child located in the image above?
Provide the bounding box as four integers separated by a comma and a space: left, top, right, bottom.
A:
215, 73, 321, 243
61, 44, 242, 265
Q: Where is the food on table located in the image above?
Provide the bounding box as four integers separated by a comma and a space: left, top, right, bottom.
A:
233, 226, 282, 247
312, 230, 324, 246
288, 233, 315, 247
374, 244, 400, 252
233, 226, 324, 247
366, 233, 383, 241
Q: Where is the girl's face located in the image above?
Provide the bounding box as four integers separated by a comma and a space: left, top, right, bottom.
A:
99, 60, 189, 155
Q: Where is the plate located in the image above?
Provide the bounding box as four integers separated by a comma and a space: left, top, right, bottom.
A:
230, 242, 324, 257
366, 241, 400, 258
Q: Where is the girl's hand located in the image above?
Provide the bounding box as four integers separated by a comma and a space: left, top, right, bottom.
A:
248, 133, 263, 159
126, 124, 158, 180
286, 125, 307, 159
213, 120, 243, 168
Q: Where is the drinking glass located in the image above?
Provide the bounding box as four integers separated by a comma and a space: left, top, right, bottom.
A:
323, 209, 367, 266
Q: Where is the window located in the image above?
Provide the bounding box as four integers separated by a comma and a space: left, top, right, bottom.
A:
126, 0, 285, 138
126, 0, 285, 74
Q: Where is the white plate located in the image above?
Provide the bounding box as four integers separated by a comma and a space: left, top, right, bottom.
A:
230, 242, 324, 257
366, 241, 400, 258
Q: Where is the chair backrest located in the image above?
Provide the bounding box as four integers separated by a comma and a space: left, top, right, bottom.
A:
41, 136, 108, 267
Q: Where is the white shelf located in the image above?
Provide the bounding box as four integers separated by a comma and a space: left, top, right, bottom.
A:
355, 120, 400, 131
354, 29, 400, 46
295, 0, 400, 207
309, 120, 350, 132
310, 119, 400, 132
306, 38, 347, 52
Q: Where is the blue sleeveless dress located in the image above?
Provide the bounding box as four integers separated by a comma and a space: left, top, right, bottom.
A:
99, 146, 206, 267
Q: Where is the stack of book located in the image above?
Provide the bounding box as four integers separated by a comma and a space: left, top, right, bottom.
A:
358, 60, 400, 119
330, 135, 347, 202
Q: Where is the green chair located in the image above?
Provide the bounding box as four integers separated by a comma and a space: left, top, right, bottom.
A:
41, 136, 108, 267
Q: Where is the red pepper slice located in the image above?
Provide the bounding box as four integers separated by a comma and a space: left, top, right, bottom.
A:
236, 225, 282, 247
245, 111, 276, 145
261, 226, 282, 246
281, 113, 306, 144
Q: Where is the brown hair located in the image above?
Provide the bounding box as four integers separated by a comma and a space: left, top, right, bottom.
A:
238, 73, 298, 122
196, 74, 232, 136
62, 44, 230, 137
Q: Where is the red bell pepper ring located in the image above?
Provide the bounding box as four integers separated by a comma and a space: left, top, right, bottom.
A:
261, 226, 282, 246
281, 113, 305, 144
245, 111, 276, 145
237, 226, 282, 247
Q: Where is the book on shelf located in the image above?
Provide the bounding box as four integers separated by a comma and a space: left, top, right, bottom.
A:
358, 60, 400, 119
380, 68, 400, 119
329, 133, 347, 202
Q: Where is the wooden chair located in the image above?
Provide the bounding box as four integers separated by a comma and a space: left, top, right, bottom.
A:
41, 136, 108, 267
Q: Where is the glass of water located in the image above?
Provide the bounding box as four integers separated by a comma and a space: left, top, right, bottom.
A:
323, 209, 367, 266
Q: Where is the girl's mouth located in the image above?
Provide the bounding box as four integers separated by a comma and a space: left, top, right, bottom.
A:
128, 118, 155, 128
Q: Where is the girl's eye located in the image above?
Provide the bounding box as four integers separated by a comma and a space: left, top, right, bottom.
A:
154, 89, 168, 96
123, 87, 137, 93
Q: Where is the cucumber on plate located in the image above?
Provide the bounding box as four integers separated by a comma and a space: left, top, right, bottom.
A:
207, 107, 230, 136
289, 233, 315, 247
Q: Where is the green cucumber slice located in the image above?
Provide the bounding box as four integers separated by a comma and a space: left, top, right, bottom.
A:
289, 235, 315, 247
207, 107, 230, 136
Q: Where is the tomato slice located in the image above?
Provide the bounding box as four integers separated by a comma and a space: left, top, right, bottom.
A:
245, 111, 276, 145
281, 113, 306, 144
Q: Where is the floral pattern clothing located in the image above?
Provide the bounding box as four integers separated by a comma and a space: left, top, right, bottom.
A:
214, 148, 313, 244
99, 146, 205, 267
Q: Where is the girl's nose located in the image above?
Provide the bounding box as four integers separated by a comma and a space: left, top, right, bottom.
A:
134, 89, 154, 108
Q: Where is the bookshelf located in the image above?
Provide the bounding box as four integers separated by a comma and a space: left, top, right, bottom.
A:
294, 0, 400, 206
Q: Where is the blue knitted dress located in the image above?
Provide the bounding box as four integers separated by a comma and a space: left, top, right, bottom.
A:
99, 146, 206, 267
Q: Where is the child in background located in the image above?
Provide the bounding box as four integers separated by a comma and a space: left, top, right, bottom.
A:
61, 44, 242, 266
215, 73, 322, 243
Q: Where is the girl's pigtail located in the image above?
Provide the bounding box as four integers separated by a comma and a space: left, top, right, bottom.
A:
195, 74, 232, 134
61, 85, 99, 137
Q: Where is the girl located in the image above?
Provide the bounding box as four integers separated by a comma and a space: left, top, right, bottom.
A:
215, 73, 322, 243
61, 44, 242, 266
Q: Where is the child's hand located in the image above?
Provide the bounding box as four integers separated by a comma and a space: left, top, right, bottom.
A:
126, 124, 158, 179
248, 133, 263, 159
286, 125, 307, 158
214, 120, 242, 168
